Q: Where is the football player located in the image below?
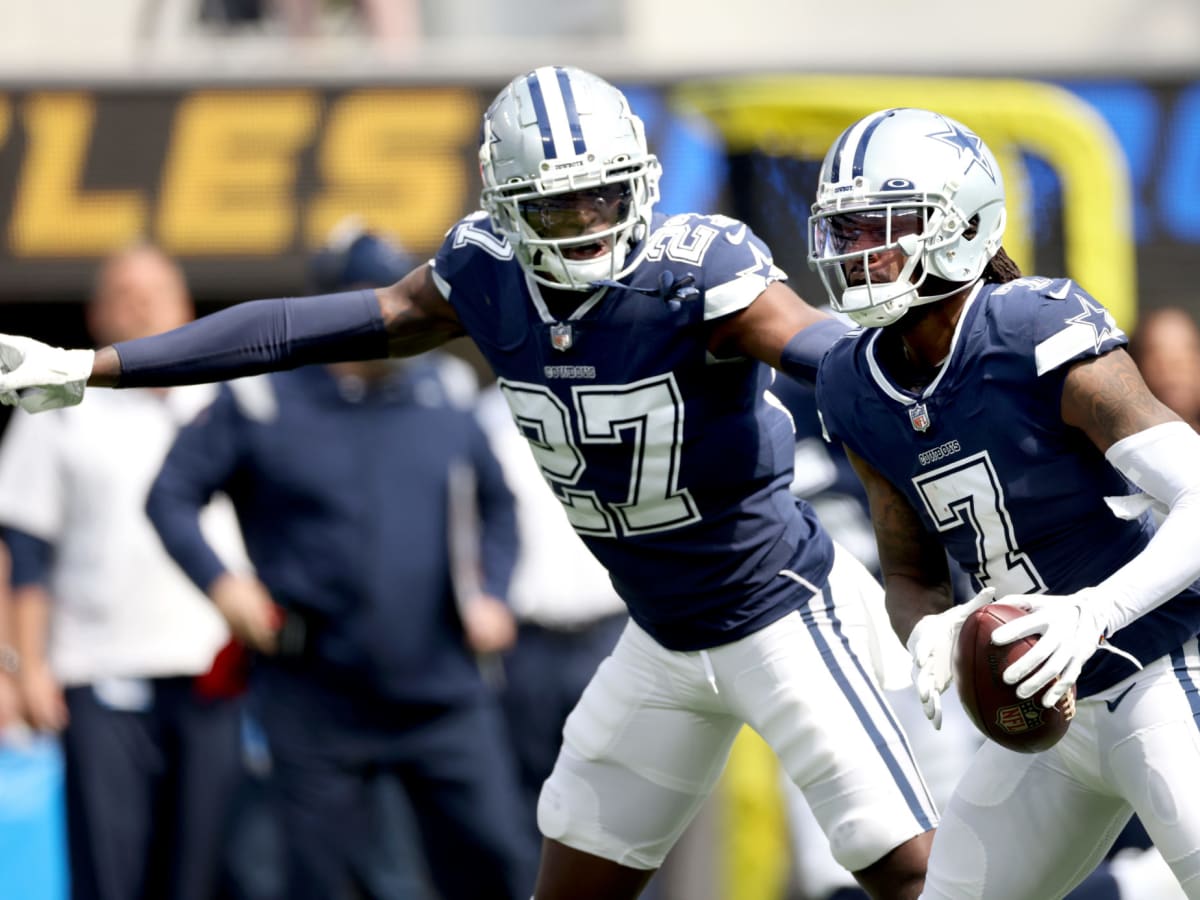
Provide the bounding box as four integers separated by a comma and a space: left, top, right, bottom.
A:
0, 68, 936, 900
812, 107, 1200, 898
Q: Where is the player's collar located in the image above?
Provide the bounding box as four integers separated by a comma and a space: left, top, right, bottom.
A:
865, 281, 984, 404
526, 272, 609, 325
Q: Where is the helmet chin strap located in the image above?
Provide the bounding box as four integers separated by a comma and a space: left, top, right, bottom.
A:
532, 236, 630, 291
837, 236, 924, 327
565, 242, 629, 287
841, 281, 919, 327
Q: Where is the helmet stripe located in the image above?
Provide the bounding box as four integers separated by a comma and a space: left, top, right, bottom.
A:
527, 68, 588, 161
554, 67, 587, 155
525, 71, 557, 158
828, 121, 858, 185
850, 109, 895, 179
829, 108, 897, 183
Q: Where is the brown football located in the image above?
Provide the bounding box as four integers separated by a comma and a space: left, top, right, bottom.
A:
954, 603, 1074, 753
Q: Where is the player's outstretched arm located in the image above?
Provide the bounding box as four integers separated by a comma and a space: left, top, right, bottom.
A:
0, 262, 465, 413
994, 348, 1200, 706
707, 280, 851, 383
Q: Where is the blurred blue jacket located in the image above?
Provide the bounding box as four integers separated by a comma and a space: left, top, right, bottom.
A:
146, 357, 518, 706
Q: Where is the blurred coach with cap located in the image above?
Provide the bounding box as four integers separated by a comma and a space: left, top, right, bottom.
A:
0, 243, 247, 900
146, 223, 535, 900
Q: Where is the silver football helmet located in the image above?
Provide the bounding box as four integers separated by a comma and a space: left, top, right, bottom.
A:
809, 108, 1006, 327
479, 66, 661, 291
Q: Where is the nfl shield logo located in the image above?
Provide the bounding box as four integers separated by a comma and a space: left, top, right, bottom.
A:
550, 323, 574, 352
908, 402, 931, 432
996, 700, 1042, 734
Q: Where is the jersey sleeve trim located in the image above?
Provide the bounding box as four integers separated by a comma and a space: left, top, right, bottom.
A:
703, 273, 776, 321
1034, 318, 1127, 375
431, 265, 453, 300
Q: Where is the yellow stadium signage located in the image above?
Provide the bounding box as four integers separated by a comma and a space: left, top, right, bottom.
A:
3, 87, 481, 261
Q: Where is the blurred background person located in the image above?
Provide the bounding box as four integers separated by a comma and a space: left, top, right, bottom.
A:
269, 0, 420, 47
1128, 306, 1200, 432
0, 540, 19, 732
196, 0, 421, 49
475, 383, 631, 887
146, 226, 535, 900
0, 243, 248, 900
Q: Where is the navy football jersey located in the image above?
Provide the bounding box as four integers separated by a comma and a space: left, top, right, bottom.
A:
432, 211, 834, 650
818, 277, 1200, 696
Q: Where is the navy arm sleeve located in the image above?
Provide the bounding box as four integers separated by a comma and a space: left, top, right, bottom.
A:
146, 387, 246, 592
469, 418, 519, 601
778, 318, 854, 384
115, 290, 388, 388
3, 527, 53, 589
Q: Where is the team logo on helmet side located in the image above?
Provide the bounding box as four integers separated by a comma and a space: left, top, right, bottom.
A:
926, 120, 997, 182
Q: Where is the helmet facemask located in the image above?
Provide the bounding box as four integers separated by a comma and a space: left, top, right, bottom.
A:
482, 156, 659, 291
811, 202, 934, 328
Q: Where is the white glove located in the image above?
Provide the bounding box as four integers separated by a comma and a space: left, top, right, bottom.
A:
0, 335, 95, 413
991, 591, 1109, 708
905, 587, 996, 729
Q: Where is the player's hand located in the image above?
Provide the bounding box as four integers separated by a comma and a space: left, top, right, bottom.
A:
460, 594, 517, 655
0, 334, 95, 413
906, 587, 996, 729
992, 591, 1108, 707
18, 659, 68, 733
209, 573, 281, 655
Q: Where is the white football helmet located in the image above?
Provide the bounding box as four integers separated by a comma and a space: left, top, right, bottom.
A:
479, 66, 661, 291
808, 108, 1006, 327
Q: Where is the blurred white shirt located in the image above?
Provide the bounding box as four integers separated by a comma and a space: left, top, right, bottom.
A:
0, 387, 245, 685
477, 386, 625, 629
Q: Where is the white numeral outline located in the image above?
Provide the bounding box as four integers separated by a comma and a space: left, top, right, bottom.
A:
644, 216, 721, 265
498, 375, 700, 537
452, 212, 514, 260
912, 451, 1045, 595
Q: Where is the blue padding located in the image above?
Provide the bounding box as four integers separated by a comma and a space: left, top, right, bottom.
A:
0, 737, 68, 900
779, 318, 853, 384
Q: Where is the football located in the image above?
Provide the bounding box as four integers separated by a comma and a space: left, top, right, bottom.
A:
954, 603, 1074, 753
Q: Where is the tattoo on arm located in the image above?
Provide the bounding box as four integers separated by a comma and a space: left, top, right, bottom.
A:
1061, 348, 1179, 452
846, 445, 953, 642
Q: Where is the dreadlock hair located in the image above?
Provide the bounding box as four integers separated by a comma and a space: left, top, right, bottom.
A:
982, 246, 1022, 284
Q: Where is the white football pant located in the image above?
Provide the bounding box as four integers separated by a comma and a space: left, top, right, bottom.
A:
921, 637, 1200, 899
537, 544, 937, 872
